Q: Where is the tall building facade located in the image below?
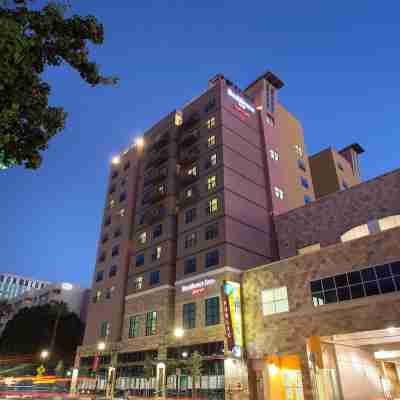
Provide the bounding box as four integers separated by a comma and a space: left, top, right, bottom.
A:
76, 71, 367, 399
0, 273, 50, 301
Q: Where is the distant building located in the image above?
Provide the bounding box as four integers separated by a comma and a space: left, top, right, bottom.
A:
0, 273, 51, 301
0, 282, 90, 335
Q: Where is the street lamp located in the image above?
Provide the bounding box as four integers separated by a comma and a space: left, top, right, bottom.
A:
174, 327, 184, 338
40, 349, 49, 360
98, 341, 106, 351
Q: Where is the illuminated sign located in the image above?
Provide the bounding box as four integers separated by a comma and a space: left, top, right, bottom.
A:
227, 88, 256, 114
181, 278, 216, 294
221, 281, 244, 358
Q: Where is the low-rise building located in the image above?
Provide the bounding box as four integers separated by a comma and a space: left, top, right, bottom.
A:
0, 273, 50, 301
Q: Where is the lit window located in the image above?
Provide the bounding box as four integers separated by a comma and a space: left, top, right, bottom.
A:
378, 215, 400, 232
100, 321, 110, 338
262, 287, 289, 316
269, 149, 279, 161
207, 117, 216, 129
135, 254, 145, 267
128, 316, 140, 338
149, 270, 160, 286
188, 166, 197, 176
185, 188, 193, 198
208, 135, 216, 147
207, 175, 217, 191
266, 114, 275, 126
105, 286, 114, 300
274, 187, 284, 200
94, 290, 101, 305
300, 176, 309, 189
157, 184, 166, 194
135, 276, 144, 289
138, 232, 147, 244
185, 232, 197, 249
152, 246, 162, 261
207, 198, 219, 214
210, 153, 217, 166
145, 311, 157, 336
294, 144, 303, 158
119, 209, 125, 217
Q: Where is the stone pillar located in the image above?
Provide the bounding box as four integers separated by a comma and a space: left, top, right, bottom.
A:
299, 351, 314, 400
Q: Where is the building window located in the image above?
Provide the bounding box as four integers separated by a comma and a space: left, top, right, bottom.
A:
119, 192, 127, 203
112, 245, 119, 257
183, 303, 196, 329
300, 176, 309, 189
207, 198, 219, 215
207, 117, 216, 129
205, 297, 220, 326
101, 234, 109, 244
205, 249, 219, 268
93, 290, 101, 303
274, 186, 284, 200
112, 171, 119, 180
210, 153, 217, 167
338, 162, 344, 171
205, 223, 218, 240
204, 99, 216, 113
135, 254, 145, 267
310, 260, 400, 307
298, 159, 306, 171
135, 276, 144, 289
98, 251, 106, 263
269, 149, 279, 161
185, 232, 197, 249
342, 180, 349, 190
185, 208, 197, 224
104, 216, 111, 226
262, 287, 289, 316
109, 184, 116, 194
100, 321, 109, 338
153, 224, 163, 239
152, 246, 162, 261
138, 232, 147, 244
105, 286, 114, 300
304, 195, 312, 204
119, 208, 125, 217
109, 265, 117, 278
128, 316, 140, 338
207, 175, 217, 191
114, 227, 122, 238
184, 258, 196, 274
124, 161, 130, 171
109, 199, 115, 209
207, 135, 216, 147
266, 114, 275, 126
188, 165, 198, 176
150, 270, 160, 286
185, 188, 193, 199
294, 144, 303, 158
145, 311, 157, 336
157, 183, 166, 194
96, 271, 104, 282
121, 177, 127, 186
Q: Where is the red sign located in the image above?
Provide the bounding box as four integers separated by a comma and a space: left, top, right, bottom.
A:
192, 287, 205, 295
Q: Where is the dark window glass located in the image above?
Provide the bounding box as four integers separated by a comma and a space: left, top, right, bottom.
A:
312, 292, 324, 306
119, 192, 127, 203
379, 278, 396, 294
304, 195, 312, 204
184, 258, 196, 275
183, 303, 196, 329
112, 245, 119, 257
394, 275, 400, 290
348, 271, 362, 285
365, 281, 380, 296
104, 216, 111, 226
153, 224, 163, 239
334, 274, 348, 288
361, 268, 376, 282
324, 290, 338, 304
205, 223, 219, 240
205, 250, 219, 268
350, 284, 364, 299
109, 265, 117, 278
322, 277, 335, 290
96, 271, 104, 282
205, 297, 220, 326
114, 227, 122, 238
112, 171, 118, 179
150, 271, 160, 286
375, 264, 391, 279
337, 287, 351, 301
298, 159, 306, 171
145, 311, 157, 336
109, 184, 116, 194
185, 208, 197, 224
124, 161, 130, 171
310, 280, 322, 293
135, 254, 145, 267
391, 261, 400, 276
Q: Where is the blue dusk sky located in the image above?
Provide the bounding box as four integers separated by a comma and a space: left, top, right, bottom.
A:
2, 1, 399, 287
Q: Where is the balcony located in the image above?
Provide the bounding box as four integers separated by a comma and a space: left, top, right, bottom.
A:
178, 186, 199, 207
179, 172, 198, 187
181, 112, 201, 131
144, 206, 166, 225
149, 132, 170, 152
179, 129, 200, 148
145, 150, 169, 169
178, 146, 200, 166
143, 169, 168, 186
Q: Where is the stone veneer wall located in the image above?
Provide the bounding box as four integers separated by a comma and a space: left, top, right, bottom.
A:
274, 168, 400, 259
242, 226, 400, 358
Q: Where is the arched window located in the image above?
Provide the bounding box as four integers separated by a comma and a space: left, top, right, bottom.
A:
340, 224, 370, 243
378, 215, 400, 232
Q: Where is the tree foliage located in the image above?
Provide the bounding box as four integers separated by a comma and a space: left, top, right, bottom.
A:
0, 303, 84, 366
0, 0, 117, 170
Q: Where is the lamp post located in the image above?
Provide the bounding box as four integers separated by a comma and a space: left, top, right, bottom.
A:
94, 341, 106, 395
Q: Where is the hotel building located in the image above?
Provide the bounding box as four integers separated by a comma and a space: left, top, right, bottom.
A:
75, 71, 400, 400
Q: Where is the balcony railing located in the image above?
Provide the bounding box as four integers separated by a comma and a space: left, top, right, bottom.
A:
181, 112, 201, 131
149, 132, 170, 152
178, 146, 200, 166
179, 172, 198, 187
179, 129, 200, 148
143, 169, 168, 186
178, 187, 199, 207
144, 206, 166, 225
145, 150, 169, 169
